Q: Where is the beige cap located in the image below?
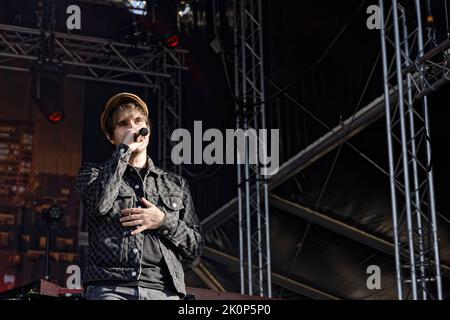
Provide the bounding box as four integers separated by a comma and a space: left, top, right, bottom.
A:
100, 92, 149, 135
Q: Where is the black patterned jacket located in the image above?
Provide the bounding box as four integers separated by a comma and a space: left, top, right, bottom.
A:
75, 144, 204, 296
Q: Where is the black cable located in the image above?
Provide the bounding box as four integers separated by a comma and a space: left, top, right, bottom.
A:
278, 143, 343, 299
265, 0, 369, 102
212, 0, 369, 111
312, 0, 368, 70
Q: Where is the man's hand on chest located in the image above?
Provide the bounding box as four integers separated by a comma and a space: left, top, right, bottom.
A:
119, 197, 166, 236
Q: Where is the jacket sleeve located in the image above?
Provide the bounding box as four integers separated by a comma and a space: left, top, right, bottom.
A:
158, 177, 204, 261
75, 144, 132, 215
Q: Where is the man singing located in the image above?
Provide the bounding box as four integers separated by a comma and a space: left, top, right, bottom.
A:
75, 92, 204, 300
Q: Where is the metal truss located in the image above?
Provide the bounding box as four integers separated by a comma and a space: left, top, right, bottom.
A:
0, 23, 187, 174
233, 0, 271, 297
157, 57, 182, 175
0, 24, 187, 87
269, 193, 450, 278
379, 0, 448, 300
202, 89, 394, 232
202, 0, 449, 300
203, 246, 339, 300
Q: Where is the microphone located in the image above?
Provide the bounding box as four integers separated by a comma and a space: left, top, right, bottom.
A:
134, 127, 149, 141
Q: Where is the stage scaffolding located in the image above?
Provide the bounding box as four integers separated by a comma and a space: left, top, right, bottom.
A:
378, 0, 449, 300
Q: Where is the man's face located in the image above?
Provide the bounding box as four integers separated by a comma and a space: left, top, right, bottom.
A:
109, 108, 150, 153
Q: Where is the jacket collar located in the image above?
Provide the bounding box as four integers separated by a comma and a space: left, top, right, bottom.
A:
146, 156, 167, 176
126, 156, 167, 177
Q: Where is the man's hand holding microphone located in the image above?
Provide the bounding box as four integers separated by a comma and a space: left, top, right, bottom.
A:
121, 127, 149, 152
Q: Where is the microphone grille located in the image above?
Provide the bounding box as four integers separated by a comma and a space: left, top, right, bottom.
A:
139, 127, 149, 136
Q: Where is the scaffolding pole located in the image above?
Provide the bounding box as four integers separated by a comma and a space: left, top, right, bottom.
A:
378, 0, 447, 300
233, 0, 271, 297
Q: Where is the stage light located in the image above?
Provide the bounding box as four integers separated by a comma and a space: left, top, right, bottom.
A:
128, 0, 147, 16
47, 111, 65, 124
178, 3, 191, 17
32, 61, 65, 124
152, 0, 180, 48
42, 205, 63, 223
164, 34, 180, 48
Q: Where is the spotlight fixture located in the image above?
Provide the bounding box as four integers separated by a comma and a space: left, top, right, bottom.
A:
42, 205, 63, 223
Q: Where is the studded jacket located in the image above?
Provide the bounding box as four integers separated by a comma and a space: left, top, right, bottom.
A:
75, 144, 204, 296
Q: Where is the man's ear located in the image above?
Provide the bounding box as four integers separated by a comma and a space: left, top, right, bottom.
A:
145, 123, 151, 139
106, 133, 115, 145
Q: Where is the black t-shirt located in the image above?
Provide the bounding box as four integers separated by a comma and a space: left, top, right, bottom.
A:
128, 166, 173, 290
